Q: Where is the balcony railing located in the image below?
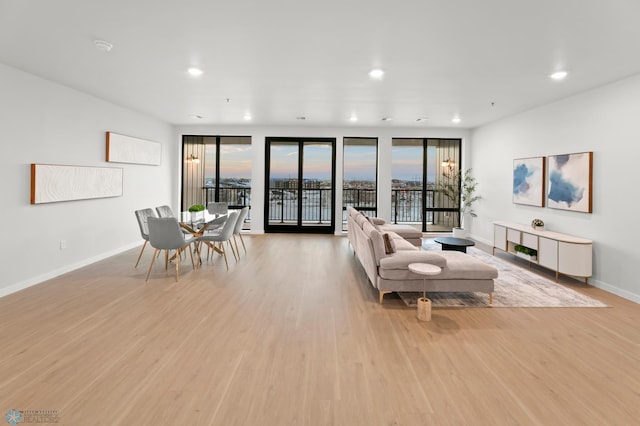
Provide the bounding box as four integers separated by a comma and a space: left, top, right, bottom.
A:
342, 188, 376, 229
391, 188, 459, 230
392, 189, 426, 223
193, 185, 458, 230
203, 186, 252, 221
342, 188, 376, 211
268, 188, 333, 223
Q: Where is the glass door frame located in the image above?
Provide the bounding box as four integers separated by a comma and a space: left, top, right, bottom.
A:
391, 138, 461, 232
181, 135, 252, 218
264, 137, 336, 234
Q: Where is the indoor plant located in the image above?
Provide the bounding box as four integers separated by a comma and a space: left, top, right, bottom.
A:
188, 203, 205, 222
436, 168, 480, 237
514, 244, 537, 261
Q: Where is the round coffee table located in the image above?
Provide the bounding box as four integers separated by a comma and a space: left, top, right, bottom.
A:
434, 237, 475, 253
408, 263, 442, 321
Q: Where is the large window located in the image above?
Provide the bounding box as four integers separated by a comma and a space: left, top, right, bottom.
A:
182, 135, 252, 225
391, 138, 460, 232
343, 137, 377, 230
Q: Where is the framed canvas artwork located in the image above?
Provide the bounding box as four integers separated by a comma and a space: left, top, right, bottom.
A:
547, 152, 593, 213
106, 132, 161, 165
513, 157, 545, 207
31, 164, 123, 204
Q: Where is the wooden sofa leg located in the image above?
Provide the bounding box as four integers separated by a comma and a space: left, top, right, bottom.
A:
489, 293, 493, 305
379, 290, 392, 304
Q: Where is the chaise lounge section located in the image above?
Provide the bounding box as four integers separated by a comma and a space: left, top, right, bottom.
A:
347, 207, 498, 304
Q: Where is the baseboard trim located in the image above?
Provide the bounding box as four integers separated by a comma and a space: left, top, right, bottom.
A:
469, 234, 492, 246
588, 278, 640, 304
0, 241, 142, 299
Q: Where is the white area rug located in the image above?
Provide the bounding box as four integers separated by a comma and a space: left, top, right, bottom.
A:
397, 240, 607, 308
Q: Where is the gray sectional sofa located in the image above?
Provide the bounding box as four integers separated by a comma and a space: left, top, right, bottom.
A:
346, 207, 498, 304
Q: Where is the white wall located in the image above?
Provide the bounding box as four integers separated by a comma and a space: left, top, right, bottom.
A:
173, 125, 471, 234
0, 63, 174, 297
470, 73, 640, 303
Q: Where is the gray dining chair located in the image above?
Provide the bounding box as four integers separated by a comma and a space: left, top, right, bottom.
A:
145, 217, 196, 282
134, 208, 157, 268
204, 202, 229, 231
207, 201, 228, 215
156, 205, 176, 218
232, 206, 249, 255
156, 204, 192, 236
196, 211, 239, 270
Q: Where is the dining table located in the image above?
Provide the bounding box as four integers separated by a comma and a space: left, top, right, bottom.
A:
179, 211, 229, 262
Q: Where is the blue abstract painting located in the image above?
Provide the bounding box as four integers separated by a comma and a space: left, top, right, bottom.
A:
547, 152, 592, 213
513, 157, 545, 207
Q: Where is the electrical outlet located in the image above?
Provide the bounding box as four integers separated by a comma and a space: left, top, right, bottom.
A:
60, 240, 68, 250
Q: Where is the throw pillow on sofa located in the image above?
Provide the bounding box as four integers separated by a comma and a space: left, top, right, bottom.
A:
382, 233, 396, 254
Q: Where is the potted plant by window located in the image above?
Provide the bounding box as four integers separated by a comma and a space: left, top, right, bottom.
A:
188, 204, 205, 223
435, 168, 480, 238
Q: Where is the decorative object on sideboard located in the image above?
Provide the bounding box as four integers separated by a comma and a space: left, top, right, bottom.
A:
531, 218, 545, 230
513, 156, 546, 207
547, 151, 593, 213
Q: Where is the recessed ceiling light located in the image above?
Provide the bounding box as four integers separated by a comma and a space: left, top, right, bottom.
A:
296, 116, 306, 120
188, 67, 203, 76
381, 117, 393, 121
415, 117, 428, 122
94, 40, 113, 52
189, 114, 203, 119
550, 70, 568, 80
451, 117, 461, 124
243, 114, 252, 121
349, 116, 358, 122
369, 69, 384, 79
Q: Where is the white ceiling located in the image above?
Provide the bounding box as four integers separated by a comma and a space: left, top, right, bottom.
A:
1, 0, 640, 128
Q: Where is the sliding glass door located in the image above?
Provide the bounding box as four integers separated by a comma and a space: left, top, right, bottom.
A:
265, 137, 336, 233
391, 138, 461, 232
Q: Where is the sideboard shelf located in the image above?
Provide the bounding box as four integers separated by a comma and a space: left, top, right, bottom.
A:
493, 221, 592, 283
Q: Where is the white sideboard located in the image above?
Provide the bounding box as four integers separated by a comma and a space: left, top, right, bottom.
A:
493, 221, 592, 283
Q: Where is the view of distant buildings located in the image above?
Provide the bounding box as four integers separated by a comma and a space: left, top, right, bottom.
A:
270, 178, 331, 189
205, 177, 436, 190
205, 177, 251, 188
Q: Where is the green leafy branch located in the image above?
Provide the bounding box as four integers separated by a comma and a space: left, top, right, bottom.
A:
515, 245, 538, 257
435, 168, 480, 227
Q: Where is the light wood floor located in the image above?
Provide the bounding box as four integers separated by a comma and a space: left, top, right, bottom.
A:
1, 234, 639, 425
